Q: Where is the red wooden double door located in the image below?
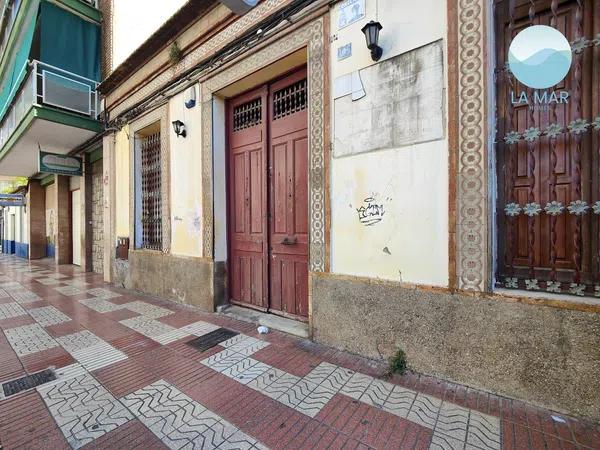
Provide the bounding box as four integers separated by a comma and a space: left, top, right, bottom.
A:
227, 69, 309, 320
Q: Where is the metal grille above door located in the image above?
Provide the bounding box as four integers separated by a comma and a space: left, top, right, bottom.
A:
272, 78, 307, 120
140, 132, 162, 250
494, 0, 600, 296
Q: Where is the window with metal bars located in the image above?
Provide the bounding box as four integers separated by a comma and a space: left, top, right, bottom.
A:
140, 132, 162, 250
273, 78, 307, 120
232, 98, 262, 131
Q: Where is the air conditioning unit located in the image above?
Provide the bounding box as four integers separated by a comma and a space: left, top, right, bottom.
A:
219, 0, 259, 15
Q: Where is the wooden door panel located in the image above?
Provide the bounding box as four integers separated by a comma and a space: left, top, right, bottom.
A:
268, 69, 309, 319
228, 88, 268, 310
495, 0, 598, 290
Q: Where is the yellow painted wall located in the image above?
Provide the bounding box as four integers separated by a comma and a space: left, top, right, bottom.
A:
168, 86, 203, 257
115, 126, 130, 237
329, 0, 449, 287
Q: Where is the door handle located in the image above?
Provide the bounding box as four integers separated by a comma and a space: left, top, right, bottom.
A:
280, 236, 297, 245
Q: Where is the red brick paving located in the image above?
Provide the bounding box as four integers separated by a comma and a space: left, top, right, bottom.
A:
0, 258, 599, 450
80, 419, 167, 449
0, 390, 69, 449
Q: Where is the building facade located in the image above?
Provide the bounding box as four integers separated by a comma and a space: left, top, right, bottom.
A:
0, 0, 598, 422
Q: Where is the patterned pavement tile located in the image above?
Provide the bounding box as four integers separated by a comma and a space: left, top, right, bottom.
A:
319, 366, 355, 392
434, 402, 470, 442
382, 384, 416, 418
54, 285, 85, 296
79, 297, 126, 313
86, 288, 122, 299
465, 410, 501, 450
179, 320, 221, 336
4, 323, 59, 356
295, 384, 337, 418
57, 331, 128, 372
28, 305, 72, 327
8, 289, 42, 304
38, 372, 132, 449
36, 277, 63, 286
279, 379, 318, 408
407, 393, 442, 429
0, 302, 27, 319
119, 316, 188, 345
222, 358, 271, 385
359, 378, 395, 409
121, 301, 174, 319
201, 348, 247, 372
122, 380, 264, 449
339, 372, 374, 400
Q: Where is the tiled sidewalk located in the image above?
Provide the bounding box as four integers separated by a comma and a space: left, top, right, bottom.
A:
0, 256, 598, 449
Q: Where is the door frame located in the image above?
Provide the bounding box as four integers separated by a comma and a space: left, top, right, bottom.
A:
225, 67, 310, 321
202, 19, 329, 329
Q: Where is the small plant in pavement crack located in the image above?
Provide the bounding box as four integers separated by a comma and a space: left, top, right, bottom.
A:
387, 348, 407, 376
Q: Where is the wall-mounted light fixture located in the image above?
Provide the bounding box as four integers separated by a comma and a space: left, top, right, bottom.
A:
172, 120, 187, 138
361, 20, 383, 62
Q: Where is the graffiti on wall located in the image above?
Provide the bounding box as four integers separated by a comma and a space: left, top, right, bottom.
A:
356, 197, 385, 226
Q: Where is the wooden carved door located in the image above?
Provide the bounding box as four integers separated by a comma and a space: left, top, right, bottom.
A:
228, 68, 309, 319
495, 0, 600, 295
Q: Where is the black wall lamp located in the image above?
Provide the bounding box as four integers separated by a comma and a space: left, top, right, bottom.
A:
361, 20, 383, 62
172, 120, 186, 138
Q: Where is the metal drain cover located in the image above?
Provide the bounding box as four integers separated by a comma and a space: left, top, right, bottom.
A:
186, 328, 239, 352
2, 369, 56, 397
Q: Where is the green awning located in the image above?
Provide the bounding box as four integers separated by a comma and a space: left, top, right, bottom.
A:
0, 12, 36, 121
39, 1, 100, 82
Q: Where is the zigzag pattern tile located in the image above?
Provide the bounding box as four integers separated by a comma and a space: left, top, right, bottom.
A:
0, 302, 27, 319
222, 358, 271, 385
202, 349, 247, 372
359, 379, 394, 409
28, 306, 71, 327
339, 372, 373, 399
466, 410, 501, 450
434, 402, 470, 442
122, 380, 264, 449
4, 323, 59, 356
38, 372, 132, 449
382, 385, 416, 418
407, 393, 442, 429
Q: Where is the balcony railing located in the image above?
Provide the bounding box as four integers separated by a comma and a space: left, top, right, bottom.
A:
0, 59, 100, 150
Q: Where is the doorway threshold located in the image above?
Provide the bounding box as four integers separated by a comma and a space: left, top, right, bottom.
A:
219, 305, 309, 339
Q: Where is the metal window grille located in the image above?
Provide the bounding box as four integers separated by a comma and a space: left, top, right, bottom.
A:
140, 132, 162, 250
232, 98, 262, 131
273, 78, 307, 120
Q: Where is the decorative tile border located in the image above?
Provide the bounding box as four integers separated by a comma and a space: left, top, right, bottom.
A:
453, 0, 489, 291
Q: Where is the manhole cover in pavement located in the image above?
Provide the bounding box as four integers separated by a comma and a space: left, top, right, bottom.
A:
2, 369, 56, 397
186, 328, 239, 352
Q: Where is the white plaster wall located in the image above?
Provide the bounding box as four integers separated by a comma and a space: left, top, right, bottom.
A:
168, 85, 203, 257
329, 0, 449, 286
111, 0, 187, 70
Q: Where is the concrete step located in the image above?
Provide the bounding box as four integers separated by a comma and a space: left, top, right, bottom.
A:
219, 305, 309, 338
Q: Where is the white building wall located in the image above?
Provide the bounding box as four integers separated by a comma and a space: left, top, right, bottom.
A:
329, 0, 449, 286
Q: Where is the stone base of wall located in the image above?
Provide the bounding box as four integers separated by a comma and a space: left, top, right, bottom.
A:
127, 250, 214, 311
310, 272, 600, 421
